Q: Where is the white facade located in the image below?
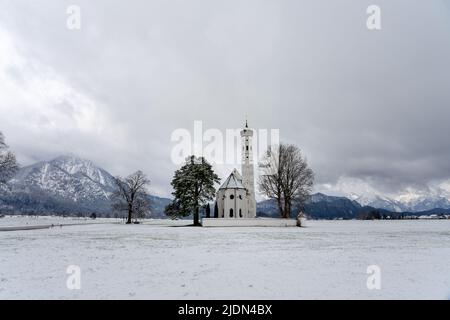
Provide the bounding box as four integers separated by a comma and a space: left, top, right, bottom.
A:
240, 121, 256, 218
215, 121, 257, 219
216, 169, 248, 218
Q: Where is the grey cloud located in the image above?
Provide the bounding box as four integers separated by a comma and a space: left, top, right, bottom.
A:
0, 0, 449, 198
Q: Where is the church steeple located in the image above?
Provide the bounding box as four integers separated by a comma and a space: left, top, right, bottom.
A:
240, 117, 256, 218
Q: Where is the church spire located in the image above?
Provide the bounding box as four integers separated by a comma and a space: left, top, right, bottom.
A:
240, 114, 256, 218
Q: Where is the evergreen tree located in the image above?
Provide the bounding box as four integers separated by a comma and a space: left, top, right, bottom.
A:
164, 201, 183, 220
205, 203, 210, 218
168, 156, 220, 226
214, 201, 218, 218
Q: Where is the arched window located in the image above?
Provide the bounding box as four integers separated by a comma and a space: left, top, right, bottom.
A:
239, 195, 242, 199
239, 209, 242, 218
230, 194, 234, 200
230, 209, 234, 217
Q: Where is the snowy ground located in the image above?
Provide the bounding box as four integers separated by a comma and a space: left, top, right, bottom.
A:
0, 215, 121, 227
0, 217, 449, 299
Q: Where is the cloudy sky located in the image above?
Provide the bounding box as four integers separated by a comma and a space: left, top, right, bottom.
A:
1, 0, 450, 200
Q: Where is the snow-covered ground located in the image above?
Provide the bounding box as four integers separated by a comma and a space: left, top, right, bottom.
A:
0, 217, 449, 299
0, 215, 121, 227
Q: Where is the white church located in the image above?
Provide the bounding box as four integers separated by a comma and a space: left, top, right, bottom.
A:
216, 121, 256, 219
202, 121, 296, 227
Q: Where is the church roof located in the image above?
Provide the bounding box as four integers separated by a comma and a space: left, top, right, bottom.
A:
219, 169, 246, 190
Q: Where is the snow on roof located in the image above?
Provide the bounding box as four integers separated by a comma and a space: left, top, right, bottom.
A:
219, 169, 246, 190
231, 168, 243, 181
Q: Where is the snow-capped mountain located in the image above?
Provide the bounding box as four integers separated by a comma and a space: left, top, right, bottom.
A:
399, 196, 450, 212
349, 194, 406, 212
349, 193, 450, 213
1, 155, 169, 217
320, 177, 450, 213
10, 155, 116, 203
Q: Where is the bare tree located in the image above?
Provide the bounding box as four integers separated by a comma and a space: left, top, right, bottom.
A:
132, 196, 151, 220
258, 143, 314, 218
112, 171, 150, 224
0, 131, 19, 185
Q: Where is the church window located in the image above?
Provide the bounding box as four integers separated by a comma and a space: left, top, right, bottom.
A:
246, 146, 249, 151
239, 209, 242, 217
239, 195, 242, 199
230, 194, 234, 200
230, 209, 233, 217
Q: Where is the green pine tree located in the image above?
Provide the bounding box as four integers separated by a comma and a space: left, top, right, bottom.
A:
168, 156, 220, 226
214, 201, 219, 218
205, 203, 211, 218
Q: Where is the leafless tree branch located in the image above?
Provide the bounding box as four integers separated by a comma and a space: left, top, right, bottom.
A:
258, 143, 314, 218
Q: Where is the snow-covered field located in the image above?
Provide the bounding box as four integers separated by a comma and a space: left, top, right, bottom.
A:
0, 217, 449, 299
0, 215, 121, 227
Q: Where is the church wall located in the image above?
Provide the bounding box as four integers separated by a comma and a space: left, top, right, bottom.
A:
216, 188, 247, 219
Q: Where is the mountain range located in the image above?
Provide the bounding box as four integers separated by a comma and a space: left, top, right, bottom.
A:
1, 155, 449, 219
348, 193, 450, 213
0, 155, 170, 217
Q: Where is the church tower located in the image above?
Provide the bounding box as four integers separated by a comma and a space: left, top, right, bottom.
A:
240, 120, 256, 218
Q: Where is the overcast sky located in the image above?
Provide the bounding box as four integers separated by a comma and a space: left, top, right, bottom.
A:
1, 0, 450, 200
